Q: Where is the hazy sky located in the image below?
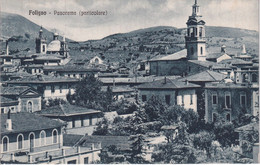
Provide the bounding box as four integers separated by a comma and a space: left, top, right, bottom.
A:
1, 0, 259, 41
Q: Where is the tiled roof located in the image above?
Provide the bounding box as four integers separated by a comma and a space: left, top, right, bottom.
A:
235, 122, 259, 132
188, 60, 228, 69
43, 65, 99, 72
37, 103, 101, 117
7, 74, 78, 84
205, 82, 258, 89
179, 70, 226, 82
75, 135, 130, 150
0, 86, 31, 95
149, 49, 187, 61
1, 112, 65, 135
0, 96, 19, 105
219, 58, 253, 66
137, 78, 200, 89
34, 54, 64, 60
63, 134, 84, 146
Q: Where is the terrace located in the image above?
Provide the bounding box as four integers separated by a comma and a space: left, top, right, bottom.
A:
1, 142, 101, 164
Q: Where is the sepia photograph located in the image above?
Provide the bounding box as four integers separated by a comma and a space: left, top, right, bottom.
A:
0, 0, 259, 164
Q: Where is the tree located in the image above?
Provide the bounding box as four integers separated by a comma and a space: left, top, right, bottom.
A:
192, 131, 215, 159
70, 76, 113, 111
129, 134, 145, 163
144, 96, 166, 122
93, 118, 109, 135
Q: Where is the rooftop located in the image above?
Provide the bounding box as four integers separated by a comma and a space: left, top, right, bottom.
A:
36, 103, 101, 117
1, 112, 65, 135
205, 82, 258, 89
179, 70, 226, 82
149, 49, 187, 61
0, 96, 19, 106
137, 78, 200, 89
188, 60, 229, 69
43, 65, 99, 72
6, 74, 78, 84
65, 134, 131, 150
235, 122, 259, 132
0, 86, 32, 95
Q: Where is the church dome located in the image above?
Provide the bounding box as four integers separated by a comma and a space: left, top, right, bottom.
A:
47, 40, 61, 52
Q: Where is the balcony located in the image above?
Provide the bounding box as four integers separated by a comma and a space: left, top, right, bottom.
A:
1, 142, 101, 164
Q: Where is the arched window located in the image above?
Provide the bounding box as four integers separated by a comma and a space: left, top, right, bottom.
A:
2, 136, 8, 152
40, 131, 46, 146
17, 134, 23, 149
242, 74, 247, 83
199, 27, 203, 37
226, 113, 231, 122
95, 58, 99, 64
201, 47, 203, 55
27, 101, 33, 113
29, 133, 35, 152
52, 129, 58, 144
191, 47, 194, 55
252, 74, 258, 82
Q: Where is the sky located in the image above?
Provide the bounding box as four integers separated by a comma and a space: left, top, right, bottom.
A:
1, 0, 259, 41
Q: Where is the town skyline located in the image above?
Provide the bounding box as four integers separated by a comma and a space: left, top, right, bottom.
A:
1, 0, 259, 41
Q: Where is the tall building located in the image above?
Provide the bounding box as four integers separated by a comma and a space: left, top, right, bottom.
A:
35, 26, 47, 54
185, 0, 206, 61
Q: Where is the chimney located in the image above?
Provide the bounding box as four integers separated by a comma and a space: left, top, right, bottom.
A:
185, 79, 189, 85
163, 77, 167, 84
221, 45, 226, 54
241, 44, 246, 54
6, 40, 9, 56
6, 110, 12, 131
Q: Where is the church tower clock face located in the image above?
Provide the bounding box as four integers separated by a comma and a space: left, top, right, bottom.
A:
185, 0, 206, 61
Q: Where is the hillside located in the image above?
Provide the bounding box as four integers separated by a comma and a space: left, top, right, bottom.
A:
0, 12, 258, 68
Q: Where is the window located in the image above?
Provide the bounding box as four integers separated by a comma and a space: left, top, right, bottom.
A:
1, 108, 5, 114
67, 160, 77, 164
27, 101, 33, 113
212, 94, 217, 105
89, 116, 92, 126
225, 94, 231, 108
81, 116, 84, 127
10, 107, 15, 112
29, 133, 35, 152
52, 129, 58, 144
181, 95, 184, 105
73, 74, 76, 77
68, 74, 70, 77
252, 74, 258, 82
226, 113, 231, 122
51, 85, 55, 93
199, 27, 203, 37
40, 131, 46, 146
84, 157, 89, 164
165, 95, 171, 105
59, 85, 62, 93
242, 74, 247, 83
2, 136, 8, 152
240, 94, 246, 106
200, 47, 203, 55
42, 45, 45, 52
142, 95, 147, 102
190, 94, 193, 105
17, 134, 23, 149
72, 120, 75, 128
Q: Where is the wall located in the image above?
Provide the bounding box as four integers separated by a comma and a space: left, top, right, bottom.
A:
19, 96, 42, 112
1, 127, 62, 154
139, 89, 176, 105
43, 84, 75, 100
149, 59, 188, 76
176, 89, 197, 111
205, 87, 254, 123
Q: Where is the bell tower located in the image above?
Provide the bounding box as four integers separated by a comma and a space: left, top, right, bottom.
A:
35, 26, 47, 54
185, 0, 206, 61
